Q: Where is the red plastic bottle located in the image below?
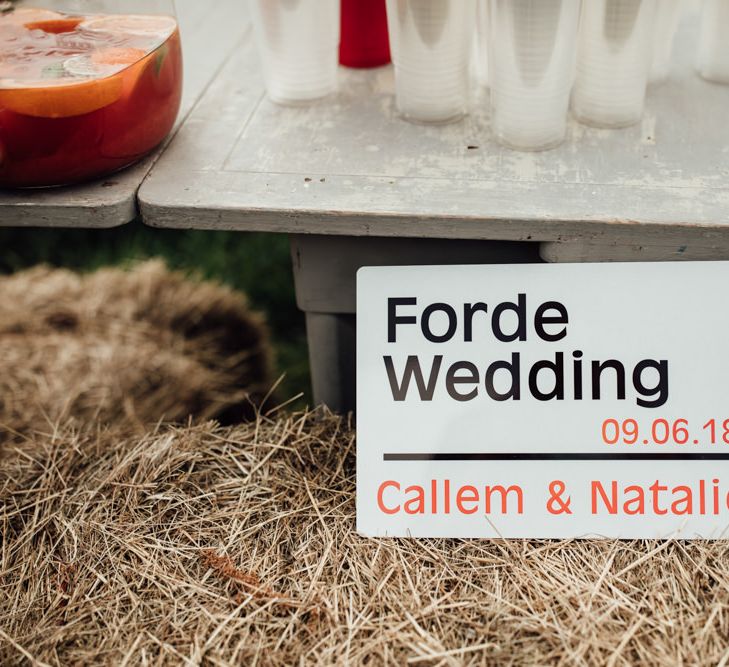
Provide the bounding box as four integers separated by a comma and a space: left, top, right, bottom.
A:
339, 0, 390, 68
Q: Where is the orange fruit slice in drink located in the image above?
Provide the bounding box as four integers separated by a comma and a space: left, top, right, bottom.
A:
0, 45, 149, 118
0, 76, 124, 118
63, 47, 147, 78
24, 17, 83, 34
79, 14, 177, 40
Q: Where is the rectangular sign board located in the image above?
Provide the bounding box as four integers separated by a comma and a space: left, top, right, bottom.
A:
357, 262, 729, 539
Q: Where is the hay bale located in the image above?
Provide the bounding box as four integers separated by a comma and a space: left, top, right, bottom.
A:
2, 412, 728, 665
0, 261, 272, 438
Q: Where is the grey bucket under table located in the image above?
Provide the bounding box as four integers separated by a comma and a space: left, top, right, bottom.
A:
139, 8, 729, 412
0, 0, 248, 227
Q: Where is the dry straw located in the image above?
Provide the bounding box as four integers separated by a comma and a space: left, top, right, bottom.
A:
2, 411, 729, 666
0, 260, 272, 440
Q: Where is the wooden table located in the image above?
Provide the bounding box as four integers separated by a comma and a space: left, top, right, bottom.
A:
140, 3, 728, 255
0, 0, 248, 227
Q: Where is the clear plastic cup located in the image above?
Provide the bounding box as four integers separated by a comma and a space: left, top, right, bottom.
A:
649, 0, 683, 84
696, 0, 729, 84
572, 0, 656, 128
248, 0, 340, 105
474, 0, 489, 87
489, 0, 581, 151
386, 0, 477, 123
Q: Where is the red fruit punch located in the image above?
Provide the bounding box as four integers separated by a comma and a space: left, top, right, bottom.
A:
339, 0, 390, 68
0, 11, 182, 188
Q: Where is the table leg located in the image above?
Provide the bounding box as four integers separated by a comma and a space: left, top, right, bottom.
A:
290, 234, 541, 412
305, 312, 356, 414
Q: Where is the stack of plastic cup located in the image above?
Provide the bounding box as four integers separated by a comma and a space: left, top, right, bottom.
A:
474, 0, 490, 87
385, 0, 477, 123
649, 0, 683, 84
248, 0, 340, 105
489, 0, 581, 151
696, 0, 729, 84
340, 0, 391, 68
572, 0, 656, 128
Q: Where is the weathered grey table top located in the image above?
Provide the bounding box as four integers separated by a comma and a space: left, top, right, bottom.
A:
140, 5, 729, 260
0, 0, 248, 228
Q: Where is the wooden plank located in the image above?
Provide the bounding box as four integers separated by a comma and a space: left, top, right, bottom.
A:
540, 241, 729, 263
140, 6, 729, 250
0, 0, 248, 228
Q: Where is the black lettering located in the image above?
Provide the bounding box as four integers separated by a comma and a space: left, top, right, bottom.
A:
634, 360, 669, 408
492, 293, 527, 342
573, 350, 583, 400
446, 362, 479, 401
591, 360, 626, 401
384, 355, 442, 401
528, 353, 565, 401
388, 297, 417, 343
463, 302, 489, 342
421, 303, 457, 343
534, 301, 568, 342
485, 353, 521, 401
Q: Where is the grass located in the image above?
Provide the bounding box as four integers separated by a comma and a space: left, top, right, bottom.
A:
0, 224, 310, 403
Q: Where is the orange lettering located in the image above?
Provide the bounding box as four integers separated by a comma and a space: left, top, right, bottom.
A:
456, 485, 479, 514
591, 481, 618, 514
377, 480, 400, 514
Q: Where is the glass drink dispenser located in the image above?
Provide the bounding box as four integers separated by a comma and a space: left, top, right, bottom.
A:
0, 0, 182, 188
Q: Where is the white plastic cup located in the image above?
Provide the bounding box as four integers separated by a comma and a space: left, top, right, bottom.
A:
649, 0, 683, 84
489, 0, 581, 151
386, 0, 477, 123
248, 0, 340, 105
572, 0, 656, 128
696, 0, 729, 84
474, 0, 490, 87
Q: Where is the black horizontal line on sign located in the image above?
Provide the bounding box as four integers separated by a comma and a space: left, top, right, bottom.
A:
383, 453, 729, 462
